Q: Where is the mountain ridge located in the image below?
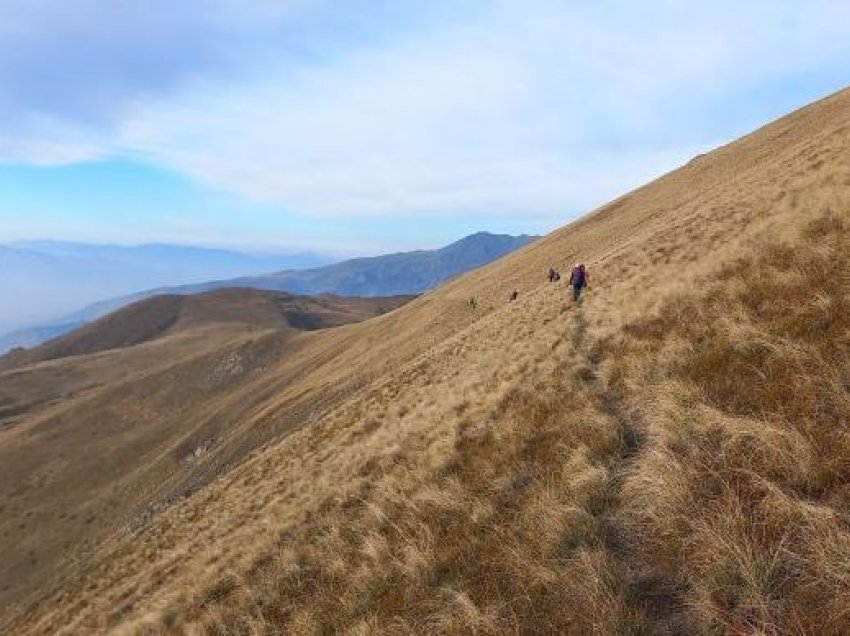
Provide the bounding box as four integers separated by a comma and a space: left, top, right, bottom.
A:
0, 289, 416, 372
0, 231, 537, 353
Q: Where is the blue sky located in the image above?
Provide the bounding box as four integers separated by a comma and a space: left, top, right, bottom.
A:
1, 0, 849, 255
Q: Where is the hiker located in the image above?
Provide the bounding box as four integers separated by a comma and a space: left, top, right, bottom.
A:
509, 290, 519, 302
548, 267, 557, 282
569, 263, 589, 301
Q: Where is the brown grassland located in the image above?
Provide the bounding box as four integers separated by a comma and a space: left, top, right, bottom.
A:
2, 88, 850, 634
0, 290, 414, 617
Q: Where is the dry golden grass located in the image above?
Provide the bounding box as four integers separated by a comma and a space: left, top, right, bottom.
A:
168, 213, 850, 635
3, 88, 850, 634
0, 291, 412, 617
616, 211, 850, 634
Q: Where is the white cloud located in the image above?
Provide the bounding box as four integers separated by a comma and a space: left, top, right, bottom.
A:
0, 0, 317, 164
3, 1, 850, 220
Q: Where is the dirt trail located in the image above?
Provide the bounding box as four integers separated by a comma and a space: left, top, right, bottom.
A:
569, 305, 690, 631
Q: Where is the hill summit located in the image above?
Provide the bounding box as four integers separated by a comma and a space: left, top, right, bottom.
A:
3, 88, 850, 634
0, 289, 413, 371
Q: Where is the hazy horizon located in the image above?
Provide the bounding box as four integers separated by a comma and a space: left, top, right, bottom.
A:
1, 229, 535, 260
3, 1, 850, 334
0, 230, 537, 337
2, 2, 850, 254
0, 240, 332, 334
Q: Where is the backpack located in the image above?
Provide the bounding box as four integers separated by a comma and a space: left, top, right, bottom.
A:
571, 265, 586, 286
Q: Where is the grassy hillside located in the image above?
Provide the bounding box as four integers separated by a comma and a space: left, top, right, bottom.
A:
3, 87, 850, 634
0, 289, 414, 371
0, 290, 412, 617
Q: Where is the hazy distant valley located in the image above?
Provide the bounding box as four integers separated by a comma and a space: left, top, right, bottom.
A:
0, 233, 536, 353
0, 241, 329, 336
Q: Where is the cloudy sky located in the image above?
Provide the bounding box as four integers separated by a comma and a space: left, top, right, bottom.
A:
1, 0, 849, 254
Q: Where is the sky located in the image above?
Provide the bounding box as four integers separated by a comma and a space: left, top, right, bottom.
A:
1, 0, 849, 255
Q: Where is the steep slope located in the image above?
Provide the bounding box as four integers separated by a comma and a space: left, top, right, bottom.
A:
3, 87, 850, 634
0, 290, 412, 616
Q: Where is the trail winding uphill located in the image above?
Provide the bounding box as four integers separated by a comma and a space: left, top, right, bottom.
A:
4, 88, 850, 634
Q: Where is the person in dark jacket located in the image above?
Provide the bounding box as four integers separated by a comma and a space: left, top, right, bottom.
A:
569, 263, 589, 301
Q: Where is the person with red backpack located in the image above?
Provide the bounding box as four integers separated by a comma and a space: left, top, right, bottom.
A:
569, 263, 589, 301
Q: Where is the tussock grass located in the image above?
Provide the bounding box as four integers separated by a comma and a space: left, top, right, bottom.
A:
185, 368, 645, 634
168, 211, 850, 635
619, 211, 850, 633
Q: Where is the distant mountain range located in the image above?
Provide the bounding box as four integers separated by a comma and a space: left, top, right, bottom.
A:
0, 241, 329, 338
0, 232, 537, 354
152, 231, 538, 297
